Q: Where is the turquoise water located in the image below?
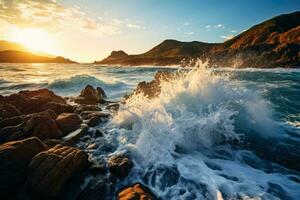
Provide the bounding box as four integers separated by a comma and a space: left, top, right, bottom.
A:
0, 63, 300, 199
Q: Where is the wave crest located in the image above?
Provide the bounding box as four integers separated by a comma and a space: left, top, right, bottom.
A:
48, 74, 127, 96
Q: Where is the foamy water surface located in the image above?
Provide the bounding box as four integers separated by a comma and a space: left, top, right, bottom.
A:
1, 63, 300, 199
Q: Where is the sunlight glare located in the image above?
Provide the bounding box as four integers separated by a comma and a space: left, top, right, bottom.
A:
9, 28, 59, 55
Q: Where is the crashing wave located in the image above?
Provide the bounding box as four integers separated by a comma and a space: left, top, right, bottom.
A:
112, 61, 300, 199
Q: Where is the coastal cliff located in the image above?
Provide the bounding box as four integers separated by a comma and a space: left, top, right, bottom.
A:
96, 11, 300, 68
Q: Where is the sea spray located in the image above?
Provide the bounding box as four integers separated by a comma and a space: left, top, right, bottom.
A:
112, 62, 300, 199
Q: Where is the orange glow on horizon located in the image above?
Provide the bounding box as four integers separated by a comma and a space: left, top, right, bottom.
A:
8, 28, 60, 55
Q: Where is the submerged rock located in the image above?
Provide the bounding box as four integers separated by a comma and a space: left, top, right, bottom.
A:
75, 85, 106, 105
118, 183, 156, 200
22, 144, 88, 199
108, 155, 133, 178
0, 137, 46, 198
56, 113, 82, 134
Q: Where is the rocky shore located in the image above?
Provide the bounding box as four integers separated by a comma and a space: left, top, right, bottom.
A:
0, 84, 157, 200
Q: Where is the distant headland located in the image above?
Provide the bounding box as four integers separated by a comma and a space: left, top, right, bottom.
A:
96, 11, 300, 68
0, 40, 77, 64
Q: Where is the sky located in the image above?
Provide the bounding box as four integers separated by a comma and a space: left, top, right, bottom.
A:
0, 0, 299, 62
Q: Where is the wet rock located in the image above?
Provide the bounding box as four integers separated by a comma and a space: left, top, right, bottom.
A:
118, 183, 156, 200
95, 129, 104, 137
78, 177, 109, 200
108, 155, 133, 178
0, 101, 22, 119
24, 110, 62, 140
44, 139, 71, 148
0, 110, 63, 143
0, 137, 47, 197
22, 144, 88, 199
87, 143, 98, 150
87, 115, 104, 127
0, 115, 25, 129
105, 103, 120, 112
43, 102, 75, 115
89, 161, 106, 175
56, 113, 82, 134
62, 126, 89, 145
81, 111, 110, 121
75, 85, 106, 105
3, 89, 66, 114
74, 104, 101, 114
127, 71, 177, 99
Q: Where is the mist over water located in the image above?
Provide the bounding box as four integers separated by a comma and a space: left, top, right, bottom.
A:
0, 63, 300, 199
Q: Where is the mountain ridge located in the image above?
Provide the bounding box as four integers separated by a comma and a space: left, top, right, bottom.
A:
0, 40, 76, 63
0, 50, 77, 63
96, 11, 300, 68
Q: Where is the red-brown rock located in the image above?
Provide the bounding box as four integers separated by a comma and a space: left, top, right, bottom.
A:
75, 85, 106, 105
0, 101, 22, 119
0, 137, 47, 197
3, 89, 66, 114
56, 113, 82, 133
22, 144, 88, 199
118, 183, 156, 200
108, 155, 133, 178
1, 110, 63, 143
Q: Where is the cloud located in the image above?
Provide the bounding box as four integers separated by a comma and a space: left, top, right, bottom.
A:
230, 30, 237, 33
214, 24, 224, 28
205, 24, 224, 29
184, 31, 194, 35
126, 23, 146, 30
220, 34, 234, 40
183, 22, 190, 26
0, 0, 140, 37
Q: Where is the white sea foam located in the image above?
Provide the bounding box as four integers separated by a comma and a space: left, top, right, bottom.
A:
113, 61, 300, 199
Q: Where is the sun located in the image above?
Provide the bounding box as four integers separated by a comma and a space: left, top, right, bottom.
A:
9, 28, 59, 54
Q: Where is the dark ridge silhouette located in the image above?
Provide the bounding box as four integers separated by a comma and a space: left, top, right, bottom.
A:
0, 50, 77, 63
97, 11, 300, 68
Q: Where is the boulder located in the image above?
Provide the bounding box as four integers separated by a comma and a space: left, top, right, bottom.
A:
87, 115, 104, 127
75, 85, 106, 105
1, 110, 63, 143
24, 110, 62, 140
0, 101, 22, 119
44, 139, 71, 148
56, 113, 82, 134
62, 126, 89, 145
108, 155, 133, 178
74, 104, 101, 114
43, 102, 75, 115
77, 177, 109, 200
118, 183, 156, 200
127, 71, 177, 99
3, 89, 66, 114
105, 103, 120, 112
81, 111, 110, 121
22, 144, 88, 199
0, 137, 47, 197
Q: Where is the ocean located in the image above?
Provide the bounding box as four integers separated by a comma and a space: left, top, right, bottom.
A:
1, 63, 300, 199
